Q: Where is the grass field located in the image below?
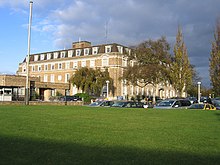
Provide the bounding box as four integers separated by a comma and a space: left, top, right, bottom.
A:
0, 105, 220, 165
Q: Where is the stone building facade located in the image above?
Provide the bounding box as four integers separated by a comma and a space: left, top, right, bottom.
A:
16, 41, 177, 101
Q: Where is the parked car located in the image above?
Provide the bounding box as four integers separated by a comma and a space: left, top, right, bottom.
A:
59, 95, 82, 101
88, 100, 115, 107
212, 100, 220, 110
186, 97, 198, 104
188, 103, 216, 110
111, 101, 144, 108
154, 99, 191, 109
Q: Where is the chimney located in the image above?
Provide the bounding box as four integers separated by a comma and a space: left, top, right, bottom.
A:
72, 41, 91, 49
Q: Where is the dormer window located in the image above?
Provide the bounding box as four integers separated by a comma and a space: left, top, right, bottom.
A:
105, 45, 112, 53
68, 50, 73, 57
117, 46, 123, 54
92, 47, 98, 55
34, 55, 39, 61
61, 51, 66, 58
22, 66, 26, 73
47, 53, 51, 60
76, 49, 81, 56
54, 52, 59, 59
84, 48, 90, 56
40, 54, 45, 60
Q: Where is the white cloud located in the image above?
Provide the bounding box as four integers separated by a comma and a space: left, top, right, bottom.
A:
3, 0, 220, 86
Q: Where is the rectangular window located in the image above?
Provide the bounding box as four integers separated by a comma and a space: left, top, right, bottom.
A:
58, 63, 62, 70
38, 65, 41, 72
47, 53, 51, 60
73, 61, 78, 68
90, 60, 95, 67
51, 64, 55, 70
65, 62, 70, 69
44, 75, 48, 82
84, 48, 89, 55
102, 57, 108, 67
58, 75, 62, 81
54, 52, 59, 59
105, 46, 112, 53
92, 47, 98, 54
32, 66, 35, 72
68, 50, 73, 57
117, 46, 123, 54
45, 64, 48, 71
40, 54, 45, 60
76, 49, 81, 56
51, 74, 54, 83
130, 85, 134, 96
81, 61, 86, 67
34, 55, 39, 61
122, 57, 127, 67
65, 73, 70, 83
61, 51, 66, 58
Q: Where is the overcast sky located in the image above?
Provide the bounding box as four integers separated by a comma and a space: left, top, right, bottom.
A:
0, 0, 220, 87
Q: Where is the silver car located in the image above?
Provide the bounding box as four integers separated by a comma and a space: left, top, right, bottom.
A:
154, 99, 191, 109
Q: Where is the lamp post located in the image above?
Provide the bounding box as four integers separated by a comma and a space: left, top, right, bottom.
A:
197, 82, 201, 103
25, 1, 33, 105
106, 80, 110, 99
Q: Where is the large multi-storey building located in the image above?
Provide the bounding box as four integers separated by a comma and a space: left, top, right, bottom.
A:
16, 41, 177, 101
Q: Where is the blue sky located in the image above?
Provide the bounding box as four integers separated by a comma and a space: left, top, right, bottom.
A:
0, 0, 220, 87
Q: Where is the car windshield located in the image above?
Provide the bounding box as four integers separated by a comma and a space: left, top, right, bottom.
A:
158, 100, 175, 106
89, 101, 103, 106
112, 102, 126, 107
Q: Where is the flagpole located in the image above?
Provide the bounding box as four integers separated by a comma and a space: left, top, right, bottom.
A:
25, 1, 33, 105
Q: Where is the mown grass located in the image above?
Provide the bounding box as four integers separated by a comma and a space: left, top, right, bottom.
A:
0, 105, 220, 165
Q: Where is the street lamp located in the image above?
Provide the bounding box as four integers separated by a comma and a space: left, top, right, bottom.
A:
197, 82, 201, 103
106, 80, 110, 99
25, 1, 33, 105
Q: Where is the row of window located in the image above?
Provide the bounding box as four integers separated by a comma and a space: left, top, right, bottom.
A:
43, 73, 70, 83
122, 85, 175, 98
33, 45, 125, 62
23, 58, 110, 73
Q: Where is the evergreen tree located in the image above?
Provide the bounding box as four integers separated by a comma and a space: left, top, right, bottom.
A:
209, 19, 220, 96
170, 26, 193, 97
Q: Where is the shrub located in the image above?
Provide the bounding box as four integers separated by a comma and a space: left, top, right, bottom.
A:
74, 93, 91, 103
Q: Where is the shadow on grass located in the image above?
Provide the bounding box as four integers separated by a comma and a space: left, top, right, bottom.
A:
0, 135, 219, 165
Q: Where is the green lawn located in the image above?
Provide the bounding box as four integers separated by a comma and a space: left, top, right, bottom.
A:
0, 105, 219, 165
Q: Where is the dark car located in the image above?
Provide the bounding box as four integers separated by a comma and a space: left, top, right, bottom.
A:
111, 101, 144, 108
60, 95, 82, 101
186, 97, 198, 104
88, 100, 115, 107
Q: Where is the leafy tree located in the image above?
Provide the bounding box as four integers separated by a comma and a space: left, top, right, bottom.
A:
70, 67, 113, 96
170, 26, 193, 97
122, 36, 172, 101
209, 19, 220, 96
